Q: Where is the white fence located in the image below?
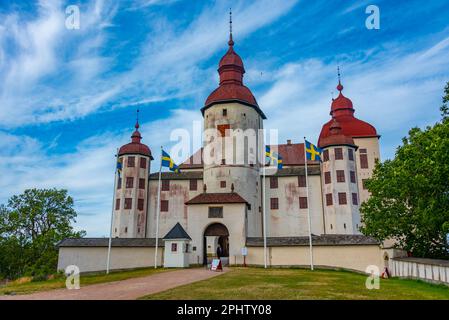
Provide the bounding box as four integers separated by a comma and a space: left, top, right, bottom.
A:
390, 257, 449, 285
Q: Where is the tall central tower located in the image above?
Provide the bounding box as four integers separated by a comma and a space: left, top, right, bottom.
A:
200, 13, 266, 237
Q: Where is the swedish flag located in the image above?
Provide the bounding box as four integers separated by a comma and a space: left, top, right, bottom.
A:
305, 140, 323, 162
265, 146, 283, 169
161, 150, 181, 173
116, 157, 123, 178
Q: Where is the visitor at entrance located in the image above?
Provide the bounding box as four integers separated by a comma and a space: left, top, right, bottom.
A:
216, 244, 223, 259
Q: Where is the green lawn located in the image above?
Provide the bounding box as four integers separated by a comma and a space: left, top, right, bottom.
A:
0, 267, 170, 296
142, 267, 449, 300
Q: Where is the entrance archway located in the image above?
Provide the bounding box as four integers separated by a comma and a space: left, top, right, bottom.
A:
203, 223, 229, 265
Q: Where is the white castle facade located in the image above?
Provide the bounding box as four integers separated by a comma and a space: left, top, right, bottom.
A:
58, 29, 394, 273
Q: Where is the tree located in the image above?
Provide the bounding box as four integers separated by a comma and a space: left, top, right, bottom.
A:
0, 189, 85, 279
360, 83, 449, 259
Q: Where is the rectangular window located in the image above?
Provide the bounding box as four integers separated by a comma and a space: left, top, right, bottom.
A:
140, 157, 146, 169
338, 192, 347, 205
115, 199, 120, 210
270, 176, 278, 189
326, 193, 333, 206
208, 207, 223, 218
117, 177, 122, 189
336, 170, 345, 183
324, 171, 331, 184
217, 124, 230, 137
190, 179, 197, 191
298, 175, 306, 187
171, 243, 177, 252
323, 149, 329, 162
362, 179, 369, 190
127, 156, 135, 167
124, 198, 132, 209
161, 200, 169, 212
352, 193, 358, 205
126, 177, 134, 188
335, 148, 343, 160
348, 148, 354, 161
360, 154, 369, 169
222, 109, 227, 116
270, 198, 279, 210
360, 148, 367, 154
220, 181, 226, 188
139, 178, 145, 189
162, 180, 170, 191
138, 199, 144, 211
350, 171, 356, 183
299, 197, 308, 209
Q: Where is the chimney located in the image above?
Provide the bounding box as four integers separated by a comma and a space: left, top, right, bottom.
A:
287, 139, 292, 145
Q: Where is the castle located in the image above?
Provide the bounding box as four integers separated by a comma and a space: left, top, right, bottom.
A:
58, 25, 389, 272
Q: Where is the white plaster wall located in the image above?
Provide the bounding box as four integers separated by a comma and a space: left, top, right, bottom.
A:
147, 178, 203, 239
321, 146, 361, 234
163, 240, 190, 268
353, 137, 380, 205
112, 154, 150, 238
245, 245, 384, 273
186, 203, 247, 265
57, 247, 163, 273
203, 102, 263, 237
263, 174, 324, 237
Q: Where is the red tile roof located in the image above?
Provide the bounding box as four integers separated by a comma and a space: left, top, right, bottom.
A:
185, 192, 248, 205
180, 143, 319, 169
202, 34, 266, 119
118, 122, 153, 158
318, 81, 378, 146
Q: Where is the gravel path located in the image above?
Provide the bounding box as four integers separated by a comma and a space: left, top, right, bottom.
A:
0, 268, 227, 300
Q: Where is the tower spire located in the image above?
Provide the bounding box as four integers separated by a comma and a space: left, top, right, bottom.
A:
228, 8, 234, 46
135, 108, 140, 129
336, 66, 343, 92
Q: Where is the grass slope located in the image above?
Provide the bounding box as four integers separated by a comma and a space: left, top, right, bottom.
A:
0, 267, 170, 296
142, 267, 449, 300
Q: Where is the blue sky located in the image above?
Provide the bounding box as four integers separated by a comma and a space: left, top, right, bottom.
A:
1, 0, 448, 236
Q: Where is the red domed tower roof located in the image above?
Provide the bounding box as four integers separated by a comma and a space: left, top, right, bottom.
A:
202, 12, 266, 119
118, 119, 153, 159
319, 118, 357, 149
318, 75, 378, 148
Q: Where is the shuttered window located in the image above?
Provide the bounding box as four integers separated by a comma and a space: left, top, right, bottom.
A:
336, 170, 345, 183
326, 193, 333, 206
299, 197, 308, 209
338, 193, 347, 205
270, 198, 279, 210
161, 200, 169, 212
324, 171, 331, 184
270, 176, 278, 189
298, 175, 306, 187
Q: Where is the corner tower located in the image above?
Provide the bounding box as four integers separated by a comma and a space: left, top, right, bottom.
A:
318, 72, 380, 204
319, 119, 361, 234
201, 13, 266, 237
112, 115, 153, 238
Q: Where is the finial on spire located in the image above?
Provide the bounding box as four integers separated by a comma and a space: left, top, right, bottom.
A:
336, 66, 343, 92
135, 108, 140, 129
228, 8, 234, 46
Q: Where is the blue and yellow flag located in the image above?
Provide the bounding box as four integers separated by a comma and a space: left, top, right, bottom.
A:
305, 140, 323, 162
162, 150, 181, 173
116, 157, 123, 178
265, 146, 283, 169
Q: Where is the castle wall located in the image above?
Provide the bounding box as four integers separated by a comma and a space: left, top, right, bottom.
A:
263, 173, 324, 237
353, 137, 380, 204
147, 178, 203, 239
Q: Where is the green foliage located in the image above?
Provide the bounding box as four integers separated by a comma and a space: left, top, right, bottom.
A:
360, 83, 449, 259
0, 189, 85, 280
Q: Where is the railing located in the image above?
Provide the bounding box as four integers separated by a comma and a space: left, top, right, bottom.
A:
390, 257, 449, 285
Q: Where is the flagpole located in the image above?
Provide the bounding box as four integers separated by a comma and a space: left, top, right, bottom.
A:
106, 148, 119, 274
262, 165, 267, 269
303, 137, 314, 271
154, 146, 163, 269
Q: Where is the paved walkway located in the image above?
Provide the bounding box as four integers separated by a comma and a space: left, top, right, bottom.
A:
0, 268, 227, 300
